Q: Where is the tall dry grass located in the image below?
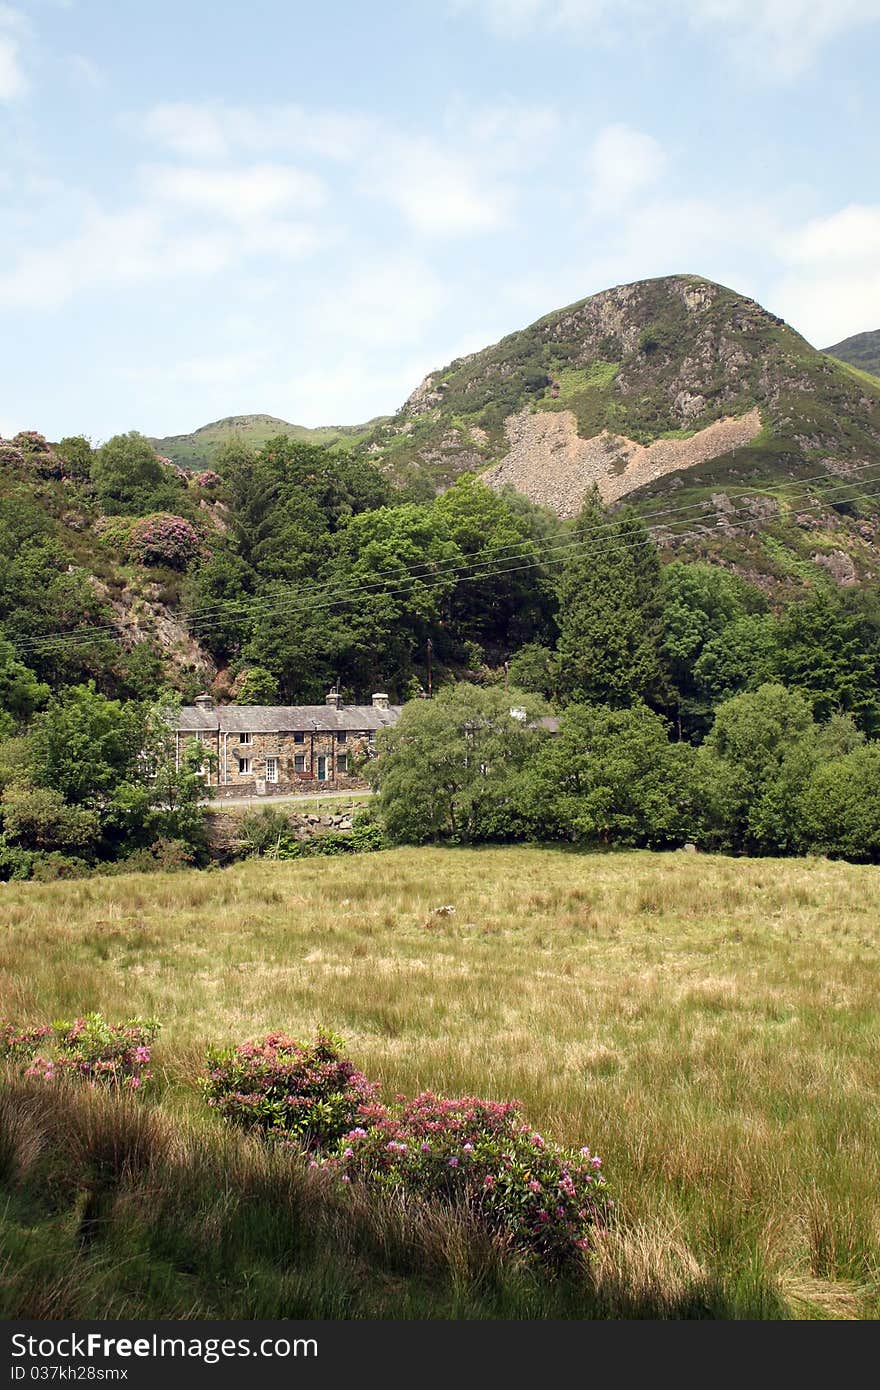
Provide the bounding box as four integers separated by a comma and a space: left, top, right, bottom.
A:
2, 845, 879, 1317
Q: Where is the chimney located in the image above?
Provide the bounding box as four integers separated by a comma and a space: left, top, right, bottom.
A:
193, 693, 215, 710
325, 688, 343, 709
372, 692, 389, 710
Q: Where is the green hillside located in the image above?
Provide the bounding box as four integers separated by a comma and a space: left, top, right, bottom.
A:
824, 328, 880, 378
360, 276, 880, 503
151, 412, 383, 471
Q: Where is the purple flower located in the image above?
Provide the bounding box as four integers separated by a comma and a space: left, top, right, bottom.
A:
448, 1157, 459, 1168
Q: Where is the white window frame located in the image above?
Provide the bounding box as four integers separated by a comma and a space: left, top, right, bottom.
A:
239, 756, 252, 776
294, 754, 306, 773
239, 732, 253, 746
337, 753, 347, 773
266, 757, 279, 784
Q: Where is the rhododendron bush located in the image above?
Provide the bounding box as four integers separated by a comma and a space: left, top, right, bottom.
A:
203, 1031, 378, 1150
2, 1013, 159, 1090
127, 513, 200, 569
204, 1031, 610, 1265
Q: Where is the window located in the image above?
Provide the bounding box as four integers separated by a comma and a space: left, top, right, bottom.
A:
293, 731, 305, 744
337, 730, 347, 744
266, 757, 278, 784
239, 732, 253, 746
294, 754, 306, 773
337, 754, 347, 773
239, 757, 252, 775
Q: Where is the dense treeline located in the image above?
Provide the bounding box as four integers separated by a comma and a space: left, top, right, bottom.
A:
371, 682, 880, 862
1, 426, 880, 874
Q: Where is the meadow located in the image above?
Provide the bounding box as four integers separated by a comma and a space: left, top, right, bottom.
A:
2, 845, 879, 1319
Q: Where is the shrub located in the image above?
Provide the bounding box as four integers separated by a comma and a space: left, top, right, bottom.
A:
11, 1013, 159, 1091
93, 515, 136, 551
238, 806, 292, 857
11, 430, 64, 479
202, 1029, 611, 1267
332, 1091, 610, 1266
127, 514, 200, 570
0, 1023, 54, 1063
203, 1031, 379, 1150
193, 470, 222, 489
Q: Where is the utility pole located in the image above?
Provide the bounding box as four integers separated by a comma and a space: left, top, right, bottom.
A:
426, 637, 433, 698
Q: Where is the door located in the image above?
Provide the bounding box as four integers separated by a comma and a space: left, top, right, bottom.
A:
317, 755, 327, 782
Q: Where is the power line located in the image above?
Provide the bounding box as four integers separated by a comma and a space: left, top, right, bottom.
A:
17, 457, 878, 657
14, 471, 880, 659
176, 456, 880, 630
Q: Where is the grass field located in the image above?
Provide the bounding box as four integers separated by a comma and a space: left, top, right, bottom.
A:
2, 846, 879, 1319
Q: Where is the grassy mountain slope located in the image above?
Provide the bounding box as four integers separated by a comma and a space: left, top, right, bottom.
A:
151, 413, 383, 471
361, 276, 880, 511
824, 329, 880, 378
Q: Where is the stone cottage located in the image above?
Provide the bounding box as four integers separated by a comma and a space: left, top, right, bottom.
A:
171, 691, 403, 797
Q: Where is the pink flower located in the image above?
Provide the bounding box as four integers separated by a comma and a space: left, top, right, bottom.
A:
528, 1179, 542, 1193
448, 1157, 459, 1168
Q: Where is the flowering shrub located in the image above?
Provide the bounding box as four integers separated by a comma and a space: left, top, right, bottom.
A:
332, 1091, 610, 1266
9, 430, 63, 479
127, 513, 200, 570
12, 430, 51, 454
193, 470, 221, 489
0, 443, 26, 468
203, 1029, 610, 1267
203, 1031, 379, 1151
18, 1013, 160, 1091
0, 1023, 54, 1063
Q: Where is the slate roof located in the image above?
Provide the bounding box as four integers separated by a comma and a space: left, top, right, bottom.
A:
174, 703, 403, 734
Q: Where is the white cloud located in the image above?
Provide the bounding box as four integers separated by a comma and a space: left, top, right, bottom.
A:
774, 204, 880, 345
452, 0, 880, 74
312, 257, 448, 348
0, 200, 319, 310
585, 124, 666, 211
143, 162, 326, 223
141, 102, 376, 163
114, 349, 271, 389
364, 137, 508, 237
0, 5, 27, 101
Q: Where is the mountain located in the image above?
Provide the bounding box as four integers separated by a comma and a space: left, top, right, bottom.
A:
361, 275, 880, 518
823, 329, 880, 379
150, 413, 383, 471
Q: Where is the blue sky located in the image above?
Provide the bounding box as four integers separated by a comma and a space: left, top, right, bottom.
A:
1, 0, 879, 441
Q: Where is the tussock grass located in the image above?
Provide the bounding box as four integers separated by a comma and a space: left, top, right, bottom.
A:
2, 845, 879, 1318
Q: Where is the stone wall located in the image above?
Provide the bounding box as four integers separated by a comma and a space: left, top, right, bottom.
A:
177, 727, 376, 795
205, 803, 360, 859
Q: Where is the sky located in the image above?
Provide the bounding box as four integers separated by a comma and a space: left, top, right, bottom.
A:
1, 0, 879, 442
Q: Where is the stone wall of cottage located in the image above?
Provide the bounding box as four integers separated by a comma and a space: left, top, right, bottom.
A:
178, 728, 376, 795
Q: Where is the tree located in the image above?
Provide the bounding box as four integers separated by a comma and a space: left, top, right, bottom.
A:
231, 666, 279, 704
659, 561, 768, 736
506, 643, 562, 701
27, 683, 146, 806
0, 637, 49, 735
696, 684, 818, 854
777, 593, 880, 734
522, 702, 695, 847
797, 744, 880, 862
556, 494, 664, 707
369, 683, 548, 844
91, 433, 184, 516
432, 475, 554, 650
